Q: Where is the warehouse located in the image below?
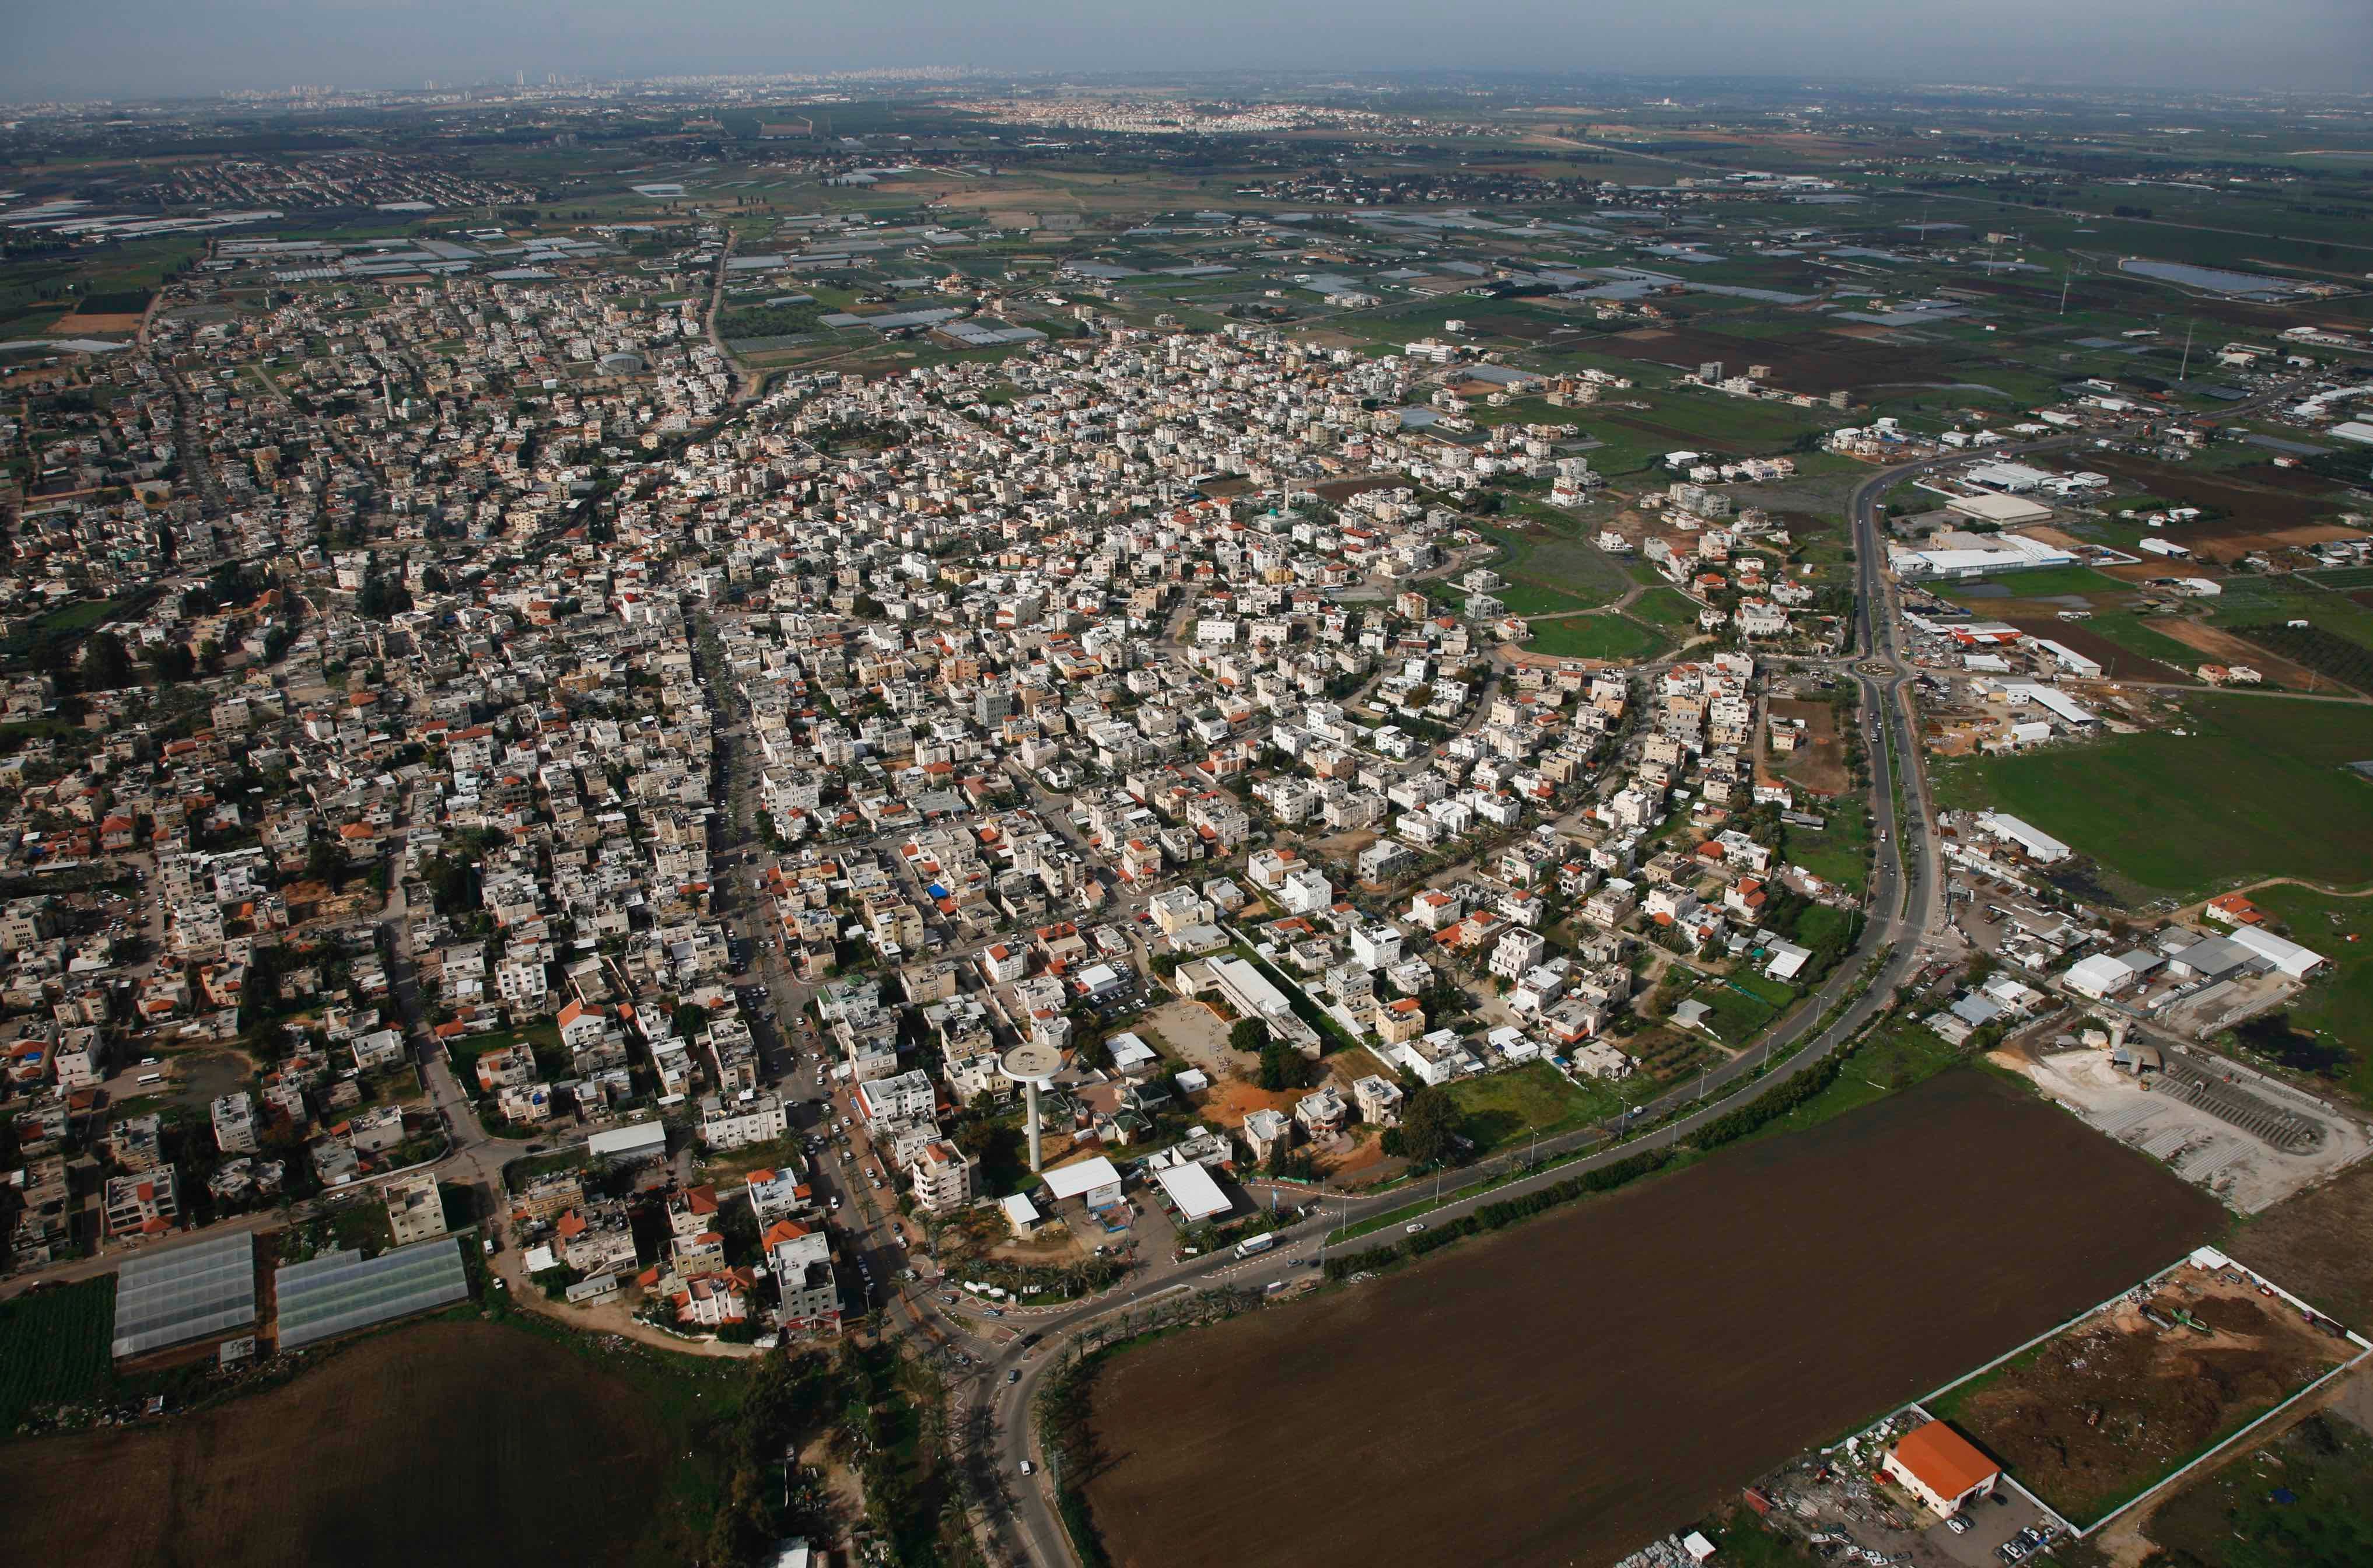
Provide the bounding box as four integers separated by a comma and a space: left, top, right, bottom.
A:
1973, 811, 2072, 864
2228, 925, 2329, 978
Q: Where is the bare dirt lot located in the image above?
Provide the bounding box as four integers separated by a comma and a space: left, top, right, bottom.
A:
1080, 1072, 2224, 1568
1999, 1047, 2369, 1214
1768, 696, 1850, 796
0, 1320, 676, 1568
46, 312, 144, 335
1931, 1262, 2358, 1526
2001, 616, 2192, 684
2088, 453, 2357, 537
2147, 617, 2331, 692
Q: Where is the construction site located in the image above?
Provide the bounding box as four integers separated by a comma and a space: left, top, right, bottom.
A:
1999, 1036, 2370, 1213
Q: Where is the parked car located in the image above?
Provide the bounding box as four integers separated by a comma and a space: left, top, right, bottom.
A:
1019, 1460, 1034, 1476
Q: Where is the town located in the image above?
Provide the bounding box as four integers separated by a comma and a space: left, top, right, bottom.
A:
4, 53, 2373, 1568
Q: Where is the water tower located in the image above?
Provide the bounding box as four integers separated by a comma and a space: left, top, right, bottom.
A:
999, 1041, 1063, 1175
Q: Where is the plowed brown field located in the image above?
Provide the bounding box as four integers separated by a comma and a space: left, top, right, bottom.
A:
0, 1321, 676, 1568
1081, 1072, 2224, 1568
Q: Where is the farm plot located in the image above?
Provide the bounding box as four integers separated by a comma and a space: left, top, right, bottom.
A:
1081, 1073, 2224, 1568
1928, 694, 2373, 901
0, 1320, 687, 1568
0, 1277, 116, 1432
1927, 1261, 2361, 1529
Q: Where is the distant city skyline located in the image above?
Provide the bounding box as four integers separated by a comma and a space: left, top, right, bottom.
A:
5, 1, 2370, 102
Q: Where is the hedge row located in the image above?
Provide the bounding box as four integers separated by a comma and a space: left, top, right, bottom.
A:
1688, 1052, 1845, 1152
1324, 1147, 1675, 1280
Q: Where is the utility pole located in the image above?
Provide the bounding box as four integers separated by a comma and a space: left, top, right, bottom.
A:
2179, 318, 2196, 384
2057, 267, 2073, 316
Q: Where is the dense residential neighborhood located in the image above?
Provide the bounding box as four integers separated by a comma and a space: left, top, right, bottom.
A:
5, 51, 2373, 1568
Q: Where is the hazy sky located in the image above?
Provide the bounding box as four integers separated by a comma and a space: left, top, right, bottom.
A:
5, 0, 2369, 102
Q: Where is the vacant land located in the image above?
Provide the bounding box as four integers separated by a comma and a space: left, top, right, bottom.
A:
1930, 1264, 2356, 1527
1930, 694, 2373, 901
1442, 1060, 1621, 1152
1082, 1073, 2223, 1568
0, 1278, 115, 1433
0, 1320, 692, 1568
2135, 1408, 2373, 1568
2002, 614, 2192, 684
1520, 614, 1671, 662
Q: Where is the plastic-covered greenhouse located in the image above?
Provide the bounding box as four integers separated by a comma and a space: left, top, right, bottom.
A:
112, 1232, 258, 1359
274, 1237, 467, 1351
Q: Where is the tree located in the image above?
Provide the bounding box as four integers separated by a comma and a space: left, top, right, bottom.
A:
1394, 1084, 1465, 1166
149, 642, 196, 685
673, 1004, 709, 1040
1256, 1040, 1306, 1092
83, 631, 134, 691
1229, 1016, 1270, 1055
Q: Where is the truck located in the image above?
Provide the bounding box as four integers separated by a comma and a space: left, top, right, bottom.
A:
1234, 1233, 1277, 1260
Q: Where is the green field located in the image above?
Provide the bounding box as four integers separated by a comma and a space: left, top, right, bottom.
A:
1491, 580, 1598, 617
1936, 565, 2130, 603
1474, 516, 1634, 611
1931, 694, 2373, 901
1442, 1061, 1622, 1153
0, 1278, 117, 1432
1783, 799, 1873, 896
1629, 585, 1703, 628
1521, 614, 1671, 662
1687, 973, 1797, 1045
2228, 884, 2373, 1104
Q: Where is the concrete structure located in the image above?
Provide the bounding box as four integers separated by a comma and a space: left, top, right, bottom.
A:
384, 1169, 449, 1247
1001, 1040, 1063, 1174
1042, 1154, 1124, 1212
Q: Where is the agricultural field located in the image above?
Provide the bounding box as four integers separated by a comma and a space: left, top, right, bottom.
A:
1930, 694, 2373, 902
1081, 1072, 2223, 1568
0, 1319, 731, 1568
0, 1278, 117, 1433
1926, 1261, 2358, 1528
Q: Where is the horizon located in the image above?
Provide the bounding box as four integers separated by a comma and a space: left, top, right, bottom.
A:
6, 0, 2370, 103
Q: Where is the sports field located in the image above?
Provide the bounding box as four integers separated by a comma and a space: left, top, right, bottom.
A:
1930, 695, 2373, 900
